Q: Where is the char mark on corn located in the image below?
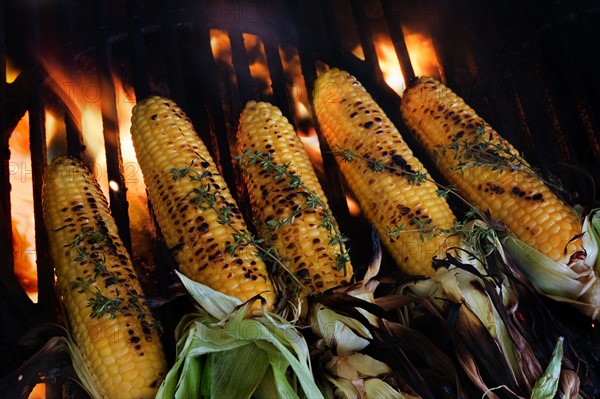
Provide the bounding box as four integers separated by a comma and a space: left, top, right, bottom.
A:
401, 76, 582, 264
42, 156, 166, 399
313, 68, 458, 277
130, 96, 276, 310
237, 101, 353, 295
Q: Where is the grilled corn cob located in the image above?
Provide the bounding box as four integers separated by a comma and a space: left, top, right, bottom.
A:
400, 76, 582, 265
237, 101, 352, 294
313, 68, 458, 277
130, 96, 276, 310
42, 156, 166, 398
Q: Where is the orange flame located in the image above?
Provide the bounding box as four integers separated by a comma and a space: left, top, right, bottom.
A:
346, 195, 361, 217
7, 59, 64, 302
27, 383, 45, 399
8, 55, 154, 301
9, 111, 38, 302
353, 32, 440, 96
210, 29, 232, 62
210, 30, 273, 96
243, 33, 272, 96
405, 32, 440, 78
40, 56, 109, 195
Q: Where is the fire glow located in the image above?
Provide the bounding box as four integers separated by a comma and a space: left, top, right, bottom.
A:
354, 32, 440, 95
7, 56, 152, 303
6, 60, 64, 302
7, 27, 439, 305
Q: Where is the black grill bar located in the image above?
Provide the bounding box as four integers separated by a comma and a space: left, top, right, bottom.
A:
289, 0, 350, 225
552, 11, 600, 165
126, 0, 150, 98
94, 0, 133, 252
24, 0, 54, 321
229, 28, 255, 105
60, 0, 86, 159
263, 38, 293, 121
349, 0, 384, 84
193, 3, 233, 181
380, 0, 415, 82
160, 0, 186, 107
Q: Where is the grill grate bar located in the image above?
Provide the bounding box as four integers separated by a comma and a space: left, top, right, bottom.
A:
60, 0, 86, 159
24, 3, 50, 321
160, 0, 186, 107
349, 0, 383, 83
380, 0, 415, 82
229, 28, 255, 106
263, 39, 293, 121
290, 0, 350, 225
553, 12, 600, 164
126, 0, 150, 98
28, 76, 52, 318
94, 0, 133, 252
193, 7, 234, 182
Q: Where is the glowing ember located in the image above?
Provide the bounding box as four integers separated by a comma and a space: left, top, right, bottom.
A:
5, 58, 19, 83
109, 180, 120, 192
295, 101, 311, 120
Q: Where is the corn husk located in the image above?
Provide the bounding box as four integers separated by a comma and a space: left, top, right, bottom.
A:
156, 270, 322, 399
0, 323, 103, 398
405, 222, 546, 396
308, 233, 467, 398
502, 210, 600, 320
531, 337, 564, 399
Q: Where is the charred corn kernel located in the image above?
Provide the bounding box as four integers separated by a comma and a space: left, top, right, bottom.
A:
237, 101, 353, 294
130, 96, 276, 310
313, 68, 458, 277
401, 77, 582, 264
42, 156, 166, 399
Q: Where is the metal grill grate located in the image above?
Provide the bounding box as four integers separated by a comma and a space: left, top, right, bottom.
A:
2, 0, 600, 397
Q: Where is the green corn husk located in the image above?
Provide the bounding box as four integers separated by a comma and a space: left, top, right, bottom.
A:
156, 270, 323, 399
531, 337, 564, 399
502, 209, 600, 320
530, 336, 584, 399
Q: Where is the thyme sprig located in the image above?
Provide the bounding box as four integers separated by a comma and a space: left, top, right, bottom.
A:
434, 123, 564, 192
236, 150, 351, 275
336, 149, 429, 184
170, 158, 311, 294
331, 147, 496, 248
68, 227, 161, 334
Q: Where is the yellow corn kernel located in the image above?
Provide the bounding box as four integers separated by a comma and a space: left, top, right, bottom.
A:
130, 96, 276, 310
401, 76, 582, 264
237, 101, 352, 294
313, 68, 458, 277
42, 156, 166, 398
